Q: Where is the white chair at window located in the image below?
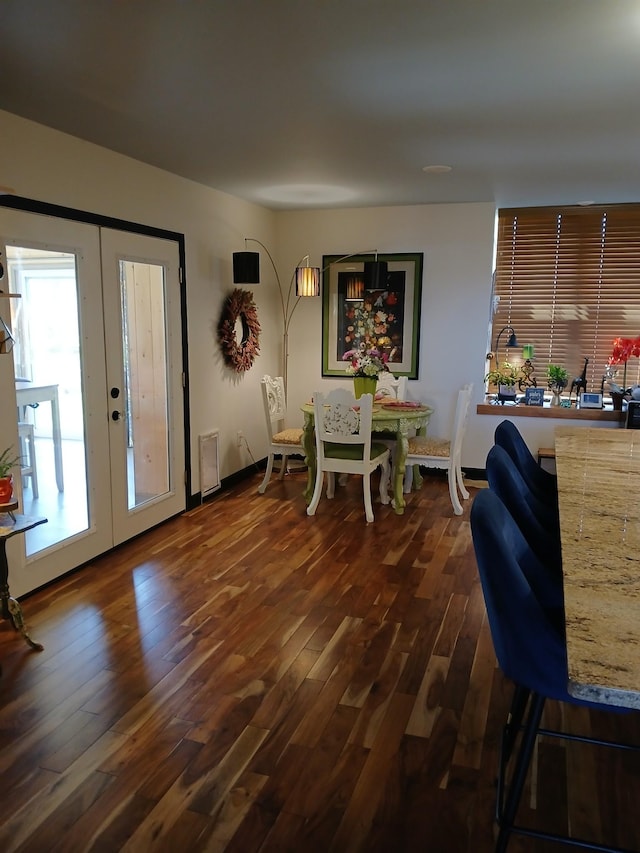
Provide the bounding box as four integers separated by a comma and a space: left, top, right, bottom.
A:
376, 371, 407, 400
307, 388, 391, 523
402, 384, 473, 515
258, 375, 304, 494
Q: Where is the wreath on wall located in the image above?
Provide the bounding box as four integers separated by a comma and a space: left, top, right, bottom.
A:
218, 287, 261, 372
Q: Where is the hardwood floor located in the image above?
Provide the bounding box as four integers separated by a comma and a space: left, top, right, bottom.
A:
0, 470, 638, 852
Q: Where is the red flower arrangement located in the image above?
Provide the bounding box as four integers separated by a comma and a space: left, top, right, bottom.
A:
608, 335, 640, 391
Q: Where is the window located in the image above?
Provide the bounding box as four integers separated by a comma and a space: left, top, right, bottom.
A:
491, 204, 640, 392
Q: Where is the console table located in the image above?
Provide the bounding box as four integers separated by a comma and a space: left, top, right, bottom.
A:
0, 508, 47, 652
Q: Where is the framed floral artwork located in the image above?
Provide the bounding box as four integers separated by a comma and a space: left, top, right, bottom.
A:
321, 252, 423, 378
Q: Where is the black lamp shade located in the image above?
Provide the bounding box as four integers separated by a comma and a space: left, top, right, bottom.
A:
363, 260, 388, 289
233, 251, 260, 284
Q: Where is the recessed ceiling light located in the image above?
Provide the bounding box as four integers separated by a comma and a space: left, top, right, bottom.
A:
422, 165, 452, 174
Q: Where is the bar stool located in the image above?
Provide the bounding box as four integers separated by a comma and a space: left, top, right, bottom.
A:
470, 489, 638, 853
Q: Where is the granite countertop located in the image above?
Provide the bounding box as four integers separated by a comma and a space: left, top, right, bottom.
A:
555, 426, 640, 709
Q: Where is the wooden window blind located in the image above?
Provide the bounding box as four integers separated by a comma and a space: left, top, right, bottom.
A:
492, 204, 640, 392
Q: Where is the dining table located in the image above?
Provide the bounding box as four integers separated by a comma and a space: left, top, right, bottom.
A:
555, 425, 640, 709
300, 397, 433, 515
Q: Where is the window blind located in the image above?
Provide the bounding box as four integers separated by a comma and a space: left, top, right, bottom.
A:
492, 204, 640, 392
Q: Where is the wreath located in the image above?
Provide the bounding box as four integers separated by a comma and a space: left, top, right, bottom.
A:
218, 287, 261, 372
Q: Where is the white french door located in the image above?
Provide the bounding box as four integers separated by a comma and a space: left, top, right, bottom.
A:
0, 208, 185, 596
100, 228, 185, 544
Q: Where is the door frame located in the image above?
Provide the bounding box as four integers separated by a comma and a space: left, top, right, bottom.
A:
0, 194, 194, 521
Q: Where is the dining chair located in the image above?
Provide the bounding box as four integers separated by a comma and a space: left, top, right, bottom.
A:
306, 388, 390, 523
258, 375, 304, 494
371, 372, 409, 462
376, 371, 407, 400
494, 419, 557, 504
485, 443, 561, 574
402, 384, 473, 515
471, 489, 637, 853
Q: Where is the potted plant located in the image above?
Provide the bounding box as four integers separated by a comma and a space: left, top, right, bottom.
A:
485, 361, 520, 403
0, 446, 21, 504
547, 364, 568, 406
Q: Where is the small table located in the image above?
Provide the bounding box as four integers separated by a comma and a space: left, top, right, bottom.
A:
0, 510, 48, 652
15, 382, 64, 492
301, 401, 433, 514
555, 426, 640, 709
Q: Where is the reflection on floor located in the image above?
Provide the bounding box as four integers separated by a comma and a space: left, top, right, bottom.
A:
20, 437, 88, 555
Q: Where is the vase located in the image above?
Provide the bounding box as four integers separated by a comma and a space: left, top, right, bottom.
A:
611, 391, 625, 411
353, 376, 377, 399
550, 388, 562, 407
0, 475, 13, 504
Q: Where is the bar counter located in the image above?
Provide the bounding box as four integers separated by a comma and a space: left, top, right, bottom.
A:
555, 426, 640, 709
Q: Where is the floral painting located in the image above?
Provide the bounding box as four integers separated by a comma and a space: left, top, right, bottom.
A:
338, 272, 406, 366
322, 252, 423, 378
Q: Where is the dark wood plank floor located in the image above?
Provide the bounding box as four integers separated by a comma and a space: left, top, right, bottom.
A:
0, 470, 638, 852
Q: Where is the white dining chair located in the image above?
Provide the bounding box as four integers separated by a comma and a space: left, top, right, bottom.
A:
402, 384, 473, 515
373, 372, 410, 468
307, 388, 390, 523
376, 371, 407, 400
258, 375, 305, 494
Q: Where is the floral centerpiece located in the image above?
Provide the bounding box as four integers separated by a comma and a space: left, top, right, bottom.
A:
342, 346, 389, 378
342, 346, 389, 398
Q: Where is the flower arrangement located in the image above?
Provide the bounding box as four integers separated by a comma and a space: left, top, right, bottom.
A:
607, 335, 640, 393
342, 346, 389, 378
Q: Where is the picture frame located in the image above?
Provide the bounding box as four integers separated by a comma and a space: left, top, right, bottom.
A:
579, 391, 603, 409
525, 387, 545, 406
321, 252, 423, 378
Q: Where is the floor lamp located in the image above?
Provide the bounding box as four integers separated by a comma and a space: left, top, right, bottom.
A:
233, 239, 320, 393
232, 241, 385, 393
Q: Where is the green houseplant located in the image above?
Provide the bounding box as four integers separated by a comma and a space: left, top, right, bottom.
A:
485, 361, 520, 388
0, 446, 21, 504
485, 361, 521, 403
547, 364, 568, 406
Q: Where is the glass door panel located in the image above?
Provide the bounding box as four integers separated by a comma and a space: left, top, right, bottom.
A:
120, 259, 170, 509
101, 229, 185, 545
8, 247, 89, 554
0, 209, 112, 598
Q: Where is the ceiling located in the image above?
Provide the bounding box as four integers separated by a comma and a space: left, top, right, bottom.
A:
1, 0, 640, 211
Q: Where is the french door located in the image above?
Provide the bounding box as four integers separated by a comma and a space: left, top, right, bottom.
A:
0, 208, 186, 597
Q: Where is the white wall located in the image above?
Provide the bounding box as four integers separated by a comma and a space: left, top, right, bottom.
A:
276, 204, 498, 467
